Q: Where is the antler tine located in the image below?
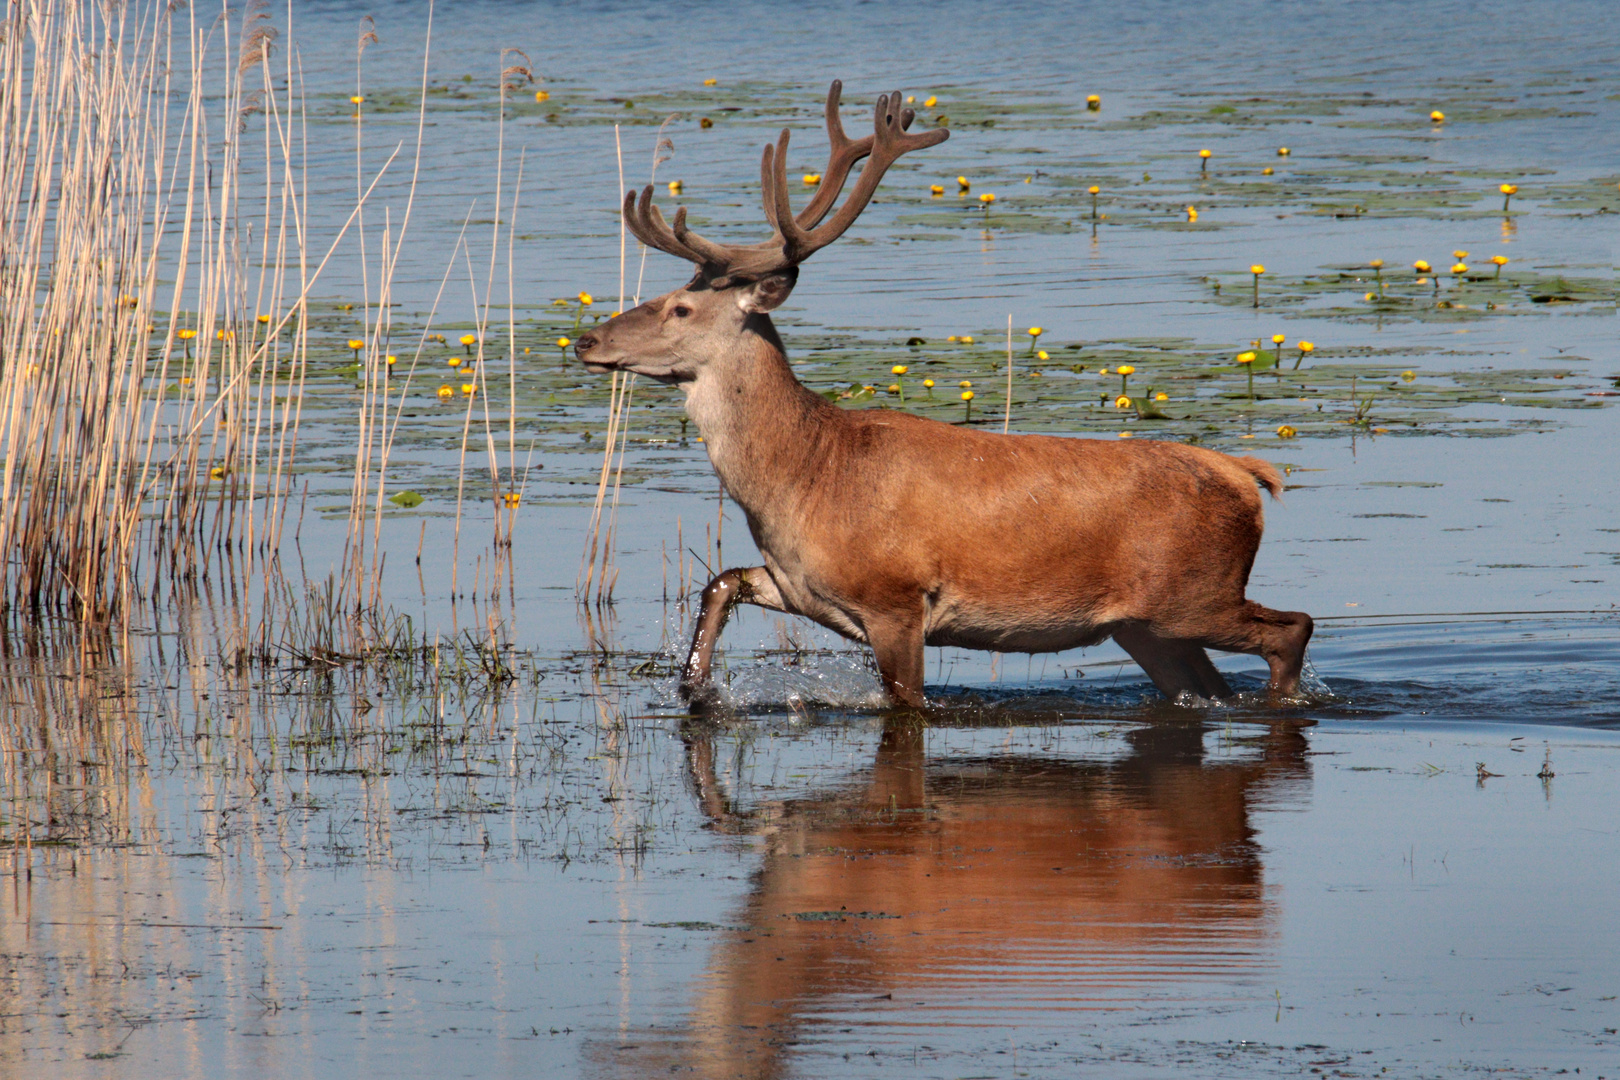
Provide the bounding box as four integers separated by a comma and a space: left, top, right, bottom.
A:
758, 131, 792, 244
624, 186, 707, 265
670, 204, 743, 269
792, 79, 876, 230
777, 90, 948, 264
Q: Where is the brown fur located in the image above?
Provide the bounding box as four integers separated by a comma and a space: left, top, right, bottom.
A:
581, 310, 1312, 706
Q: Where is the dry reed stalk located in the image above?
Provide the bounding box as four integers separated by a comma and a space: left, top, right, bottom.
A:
578, 125, 629, 603
581, 119, 677, 606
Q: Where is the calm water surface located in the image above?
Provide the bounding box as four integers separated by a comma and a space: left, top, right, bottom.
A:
4, 1, 1618, 1077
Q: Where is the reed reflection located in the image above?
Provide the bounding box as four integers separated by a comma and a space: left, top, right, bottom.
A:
625, 714, 1311, 1079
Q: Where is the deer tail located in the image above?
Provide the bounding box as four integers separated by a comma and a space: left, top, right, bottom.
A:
1235, 456, 1285, 500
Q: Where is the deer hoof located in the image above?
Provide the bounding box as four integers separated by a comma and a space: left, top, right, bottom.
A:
679, 679, 725, 715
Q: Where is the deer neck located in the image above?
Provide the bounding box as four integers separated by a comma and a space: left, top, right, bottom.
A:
680, 319, 830, 511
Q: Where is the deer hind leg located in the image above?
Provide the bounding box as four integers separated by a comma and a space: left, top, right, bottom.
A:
1192, 601, 1315, 696
680, 567, 788, 710
1113, 622, 1233, 701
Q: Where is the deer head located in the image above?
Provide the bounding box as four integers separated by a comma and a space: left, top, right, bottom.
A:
574, 82, 949, 384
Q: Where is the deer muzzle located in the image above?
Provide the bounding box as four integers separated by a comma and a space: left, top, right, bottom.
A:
574, 330, 612, 372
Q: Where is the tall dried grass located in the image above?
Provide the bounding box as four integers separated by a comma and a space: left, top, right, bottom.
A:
0, 0, 315, 635
0, 0, 439, 659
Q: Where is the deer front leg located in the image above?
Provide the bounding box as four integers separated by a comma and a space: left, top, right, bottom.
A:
866, 615, 927, 710
680, 566, 788, 710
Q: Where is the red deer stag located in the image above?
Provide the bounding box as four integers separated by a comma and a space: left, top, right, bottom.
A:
575, 81, 1313, 708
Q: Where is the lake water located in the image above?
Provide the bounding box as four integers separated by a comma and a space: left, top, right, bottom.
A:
4, 0, 1618, 1076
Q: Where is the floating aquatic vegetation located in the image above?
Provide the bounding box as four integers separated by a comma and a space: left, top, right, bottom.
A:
1208, 266, 1616, 321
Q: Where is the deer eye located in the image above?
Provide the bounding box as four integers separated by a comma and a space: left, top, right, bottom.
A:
672, 305, 692, 318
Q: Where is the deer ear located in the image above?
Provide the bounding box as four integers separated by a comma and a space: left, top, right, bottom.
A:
736, 271, 797, 314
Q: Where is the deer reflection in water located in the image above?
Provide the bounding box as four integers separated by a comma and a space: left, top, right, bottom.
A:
595, 714, 1311, 1080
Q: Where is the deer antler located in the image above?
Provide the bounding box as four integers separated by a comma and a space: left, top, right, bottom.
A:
766, 90, 947, 265
621, 82, 949, 286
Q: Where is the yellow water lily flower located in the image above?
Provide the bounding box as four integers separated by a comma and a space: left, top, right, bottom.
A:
1028, 327, 1043, 338
929, 184, 944, 196
803, 173, 821, 185
1154, 392, 1169, 401
669, 180, 683, 193
979, 192, 995, 204
960, 390, 973, 401
891, 365, 908, 375
1116, 364, 1135, 375
1430, 110, 1445, 122
437, 384, 454, 400
1114, 395, 1131, 408
557, 336, 571, 348
1276, 425, 1297, 439
578, 291, 593, 305
535, 90, 549, 102
925, 96, 938, 108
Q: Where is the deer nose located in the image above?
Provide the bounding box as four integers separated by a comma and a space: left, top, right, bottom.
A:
573, 331, 598, 360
